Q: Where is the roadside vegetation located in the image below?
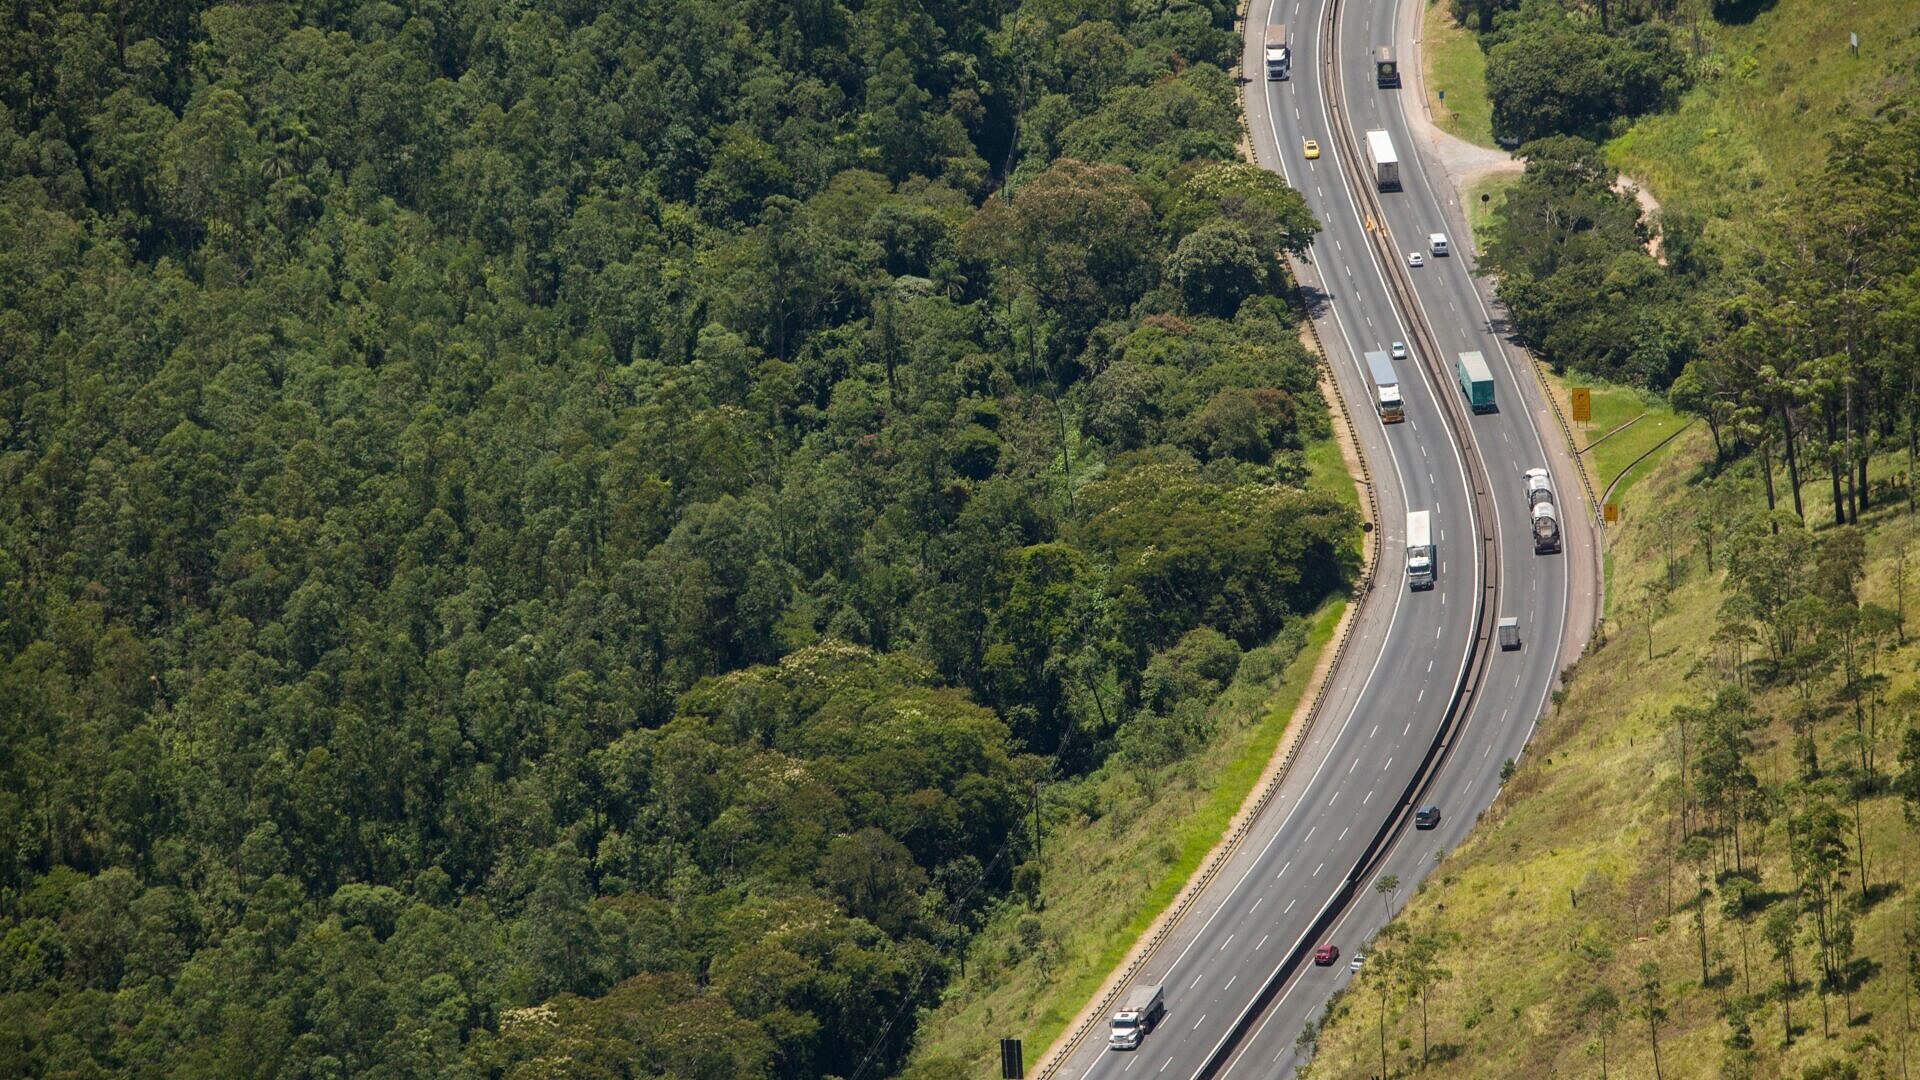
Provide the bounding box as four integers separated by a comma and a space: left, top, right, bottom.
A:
908, 594, 1350, 1074
1609, 0, 1920, 227
1305, 429, 1920, 1080
0, 1, 1356, 1076
1301, 0, 1920, 1076
1422, 0, 1496, 147
1541, 374, 1688, 508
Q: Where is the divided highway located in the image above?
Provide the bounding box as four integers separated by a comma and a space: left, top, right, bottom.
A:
1047, 0, 1584, 1075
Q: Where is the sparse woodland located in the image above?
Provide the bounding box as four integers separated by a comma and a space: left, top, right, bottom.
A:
1307, 0, 1920, 1075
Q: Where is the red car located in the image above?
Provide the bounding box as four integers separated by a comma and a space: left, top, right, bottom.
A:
1314, 944, 1340, 966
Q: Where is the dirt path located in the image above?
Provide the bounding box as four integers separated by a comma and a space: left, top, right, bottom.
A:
1612, 174, 1666, 263
1396, 0, 1519, 190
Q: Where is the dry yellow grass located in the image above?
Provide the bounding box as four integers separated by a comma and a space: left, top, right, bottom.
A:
1305, 430, 1920, 1079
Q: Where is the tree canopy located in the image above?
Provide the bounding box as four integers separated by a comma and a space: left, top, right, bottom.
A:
0, 0, 1337, 1075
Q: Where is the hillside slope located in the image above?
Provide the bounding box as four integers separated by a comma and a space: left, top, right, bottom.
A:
1307, 425, 1920, 1078
1298, 0, 1920, 1076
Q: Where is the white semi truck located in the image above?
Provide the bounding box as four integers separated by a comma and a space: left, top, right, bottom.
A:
1364, 349, 1404, 423
1406, 510, 1434, 590
1522, 468, 1561, 553
1265, 24, 1290, 80
1366, 129, 1400, 191
1109, 983, 1166, 1050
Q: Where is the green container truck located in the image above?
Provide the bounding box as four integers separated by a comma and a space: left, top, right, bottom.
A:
1455, 351, 1495, 413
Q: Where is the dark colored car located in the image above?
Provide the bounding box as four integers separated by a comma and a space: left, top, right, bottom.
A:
1415, 805, 1441, 830
1314, 944, 1340, 966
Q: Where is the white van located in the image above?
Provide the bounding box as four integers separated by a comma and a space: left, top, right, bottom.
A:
1429, 233, 1450, 256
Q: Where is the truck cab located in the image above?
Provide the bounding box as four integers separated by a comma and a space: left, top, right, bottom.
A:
1109, 984, 1166, 1050
1522, 467, 1552, 506
1406, 510, 1435, 591
1264, 24, 1290, 80
1374, 46, 1399, 88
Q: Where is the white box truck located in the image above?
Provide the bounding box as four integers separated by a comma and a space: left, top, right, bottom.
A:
1429, 233, 1449, 256
1365, 350, 1404, 423
1265, 24, 1290, 80
1109, 983, 1166, 1050
1407, 510, 1434, 590
1366, 129, 1400, 191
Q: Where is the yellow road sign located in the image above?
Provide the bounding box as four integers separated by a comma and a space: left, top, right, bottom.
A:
1603, 502, 1619, 523
1571, 387, 1591, 423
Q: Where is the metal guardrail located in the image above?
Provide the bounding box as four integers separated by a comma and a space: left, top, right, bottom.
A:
1529, 350, 1604, 525
1192, 0, 1506, 1070
1027, 13, 1383, 1075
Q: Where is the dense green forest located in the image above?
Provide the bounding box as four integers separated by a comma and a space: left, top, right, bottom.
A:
0, 0, 1350, 1076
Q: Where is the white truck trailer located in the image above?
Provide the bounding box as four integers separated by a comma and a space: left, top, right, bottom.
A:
1407, 510, 1434, 590
1364, 350, 1404, 423
1366, 129, 1400, 191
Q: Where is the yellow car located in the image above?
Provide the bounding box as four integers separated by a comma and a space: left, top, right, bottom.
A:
1303, 138, 1321, 159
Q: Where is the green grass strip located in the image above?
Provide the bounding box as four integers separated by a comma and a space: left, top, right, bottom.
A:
1422, 0, 1495, 148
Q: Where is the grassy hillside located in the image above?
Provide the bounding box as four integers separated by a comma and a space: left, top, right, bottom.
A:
1422, 0, 1496, 148
907, 591, 1350, 1075
1305, 424, 1920, 1079
908, 419, 1365, 1074
1299, 3, 1920, 1076
1608, 0, 1920, 224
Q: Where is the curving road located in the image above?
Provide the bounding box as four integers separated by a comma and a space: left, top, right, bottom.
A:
1051, 0, 1588, 1076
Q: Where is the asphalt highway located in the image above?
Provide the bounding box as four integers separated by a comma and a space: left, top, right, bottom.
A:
1055, 0, 1578, 1076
